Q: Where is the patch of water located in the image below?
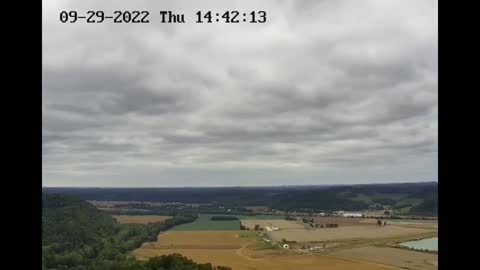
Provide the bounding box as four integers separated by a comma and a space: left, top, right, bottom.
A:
400, 237, 438, 251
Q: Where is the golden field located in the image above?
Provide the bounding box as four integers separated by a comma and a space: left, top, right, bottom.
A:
330, 246, 437, 270
268, 225, 435, 242
313, 217, 378, 226
134, 230, 400, 270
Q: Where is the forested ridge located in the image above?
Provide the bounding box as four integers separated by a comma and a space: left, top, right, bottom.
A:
408, 187, 438, 216
44, 182, 438, 215
42, 193, 231, 270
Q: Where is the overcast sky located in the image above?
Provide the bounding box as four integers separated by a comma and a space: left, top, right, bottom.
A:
42, 0, 438, 187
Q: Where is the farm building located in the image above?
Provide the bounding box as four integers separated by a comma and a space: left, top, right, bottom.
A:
265, 225, 279, 231
333, 210, 344, 216
342, 212, 364, 218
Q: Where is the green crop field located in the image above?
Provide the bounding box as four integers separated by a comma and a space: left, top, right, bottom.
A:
171, 214, 240, 230
239, 231, 257, 238
171, 214, 284, 231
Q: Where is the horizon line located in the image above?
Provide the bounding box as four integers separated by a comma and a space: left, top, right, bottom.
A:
42, 180, 437, 189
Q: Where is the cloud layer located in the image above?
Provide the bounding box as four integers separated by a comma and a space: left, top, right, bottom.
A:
43, 0, 438, 187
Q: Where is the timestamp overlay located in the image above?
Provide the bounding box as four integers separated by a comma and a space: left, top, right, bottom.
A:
58, 10, 267, 24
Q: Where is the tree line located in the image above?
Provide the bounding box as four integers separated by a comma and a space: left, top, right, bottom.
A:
210, 216, 239, 221
42, 194, 231, 270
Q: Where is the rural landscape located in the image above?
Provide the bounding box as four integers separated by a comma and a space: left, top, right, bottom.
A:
43, 182, 438, 270
42, 0, 437, 269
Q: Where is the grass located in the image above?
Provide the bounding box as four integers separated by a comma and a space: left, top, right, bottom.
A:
239, 232, 257, 238
372, 193, 406, 201
350, 194, 372, 203
393, 198, 423, 214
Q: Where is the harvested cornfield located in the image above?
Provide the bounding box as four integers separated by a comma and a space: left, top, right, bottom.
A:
143, 231, 253, 249
385, 219, 438, 229
268, 225, 435, 242
314, 217, 378, 226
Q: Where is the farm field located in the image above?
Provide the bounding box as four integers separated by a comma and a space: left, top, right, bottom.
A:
134, 230, 397, 270
314, 217, 378, 226
268, 225, 435, 242
171, 214, 283, 231
240, 219, 305, 230
330, 246, 438, 270
385, 219, 438, 229
112, 215, 171, 224
171, 214, 240, 231
141, 231, 252, 249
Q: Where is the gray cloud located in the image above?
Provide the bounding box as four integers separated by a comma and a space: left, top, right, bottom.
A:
43, 0, 437, 187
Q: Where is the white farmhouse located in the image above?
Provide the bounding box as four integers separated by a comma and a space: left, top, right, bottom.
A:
265, 225, 279, 231
342, 212, 364, 218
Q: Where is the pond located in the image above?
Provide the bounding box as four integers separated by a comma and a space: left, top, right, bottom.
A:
400, 237, 438, 251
